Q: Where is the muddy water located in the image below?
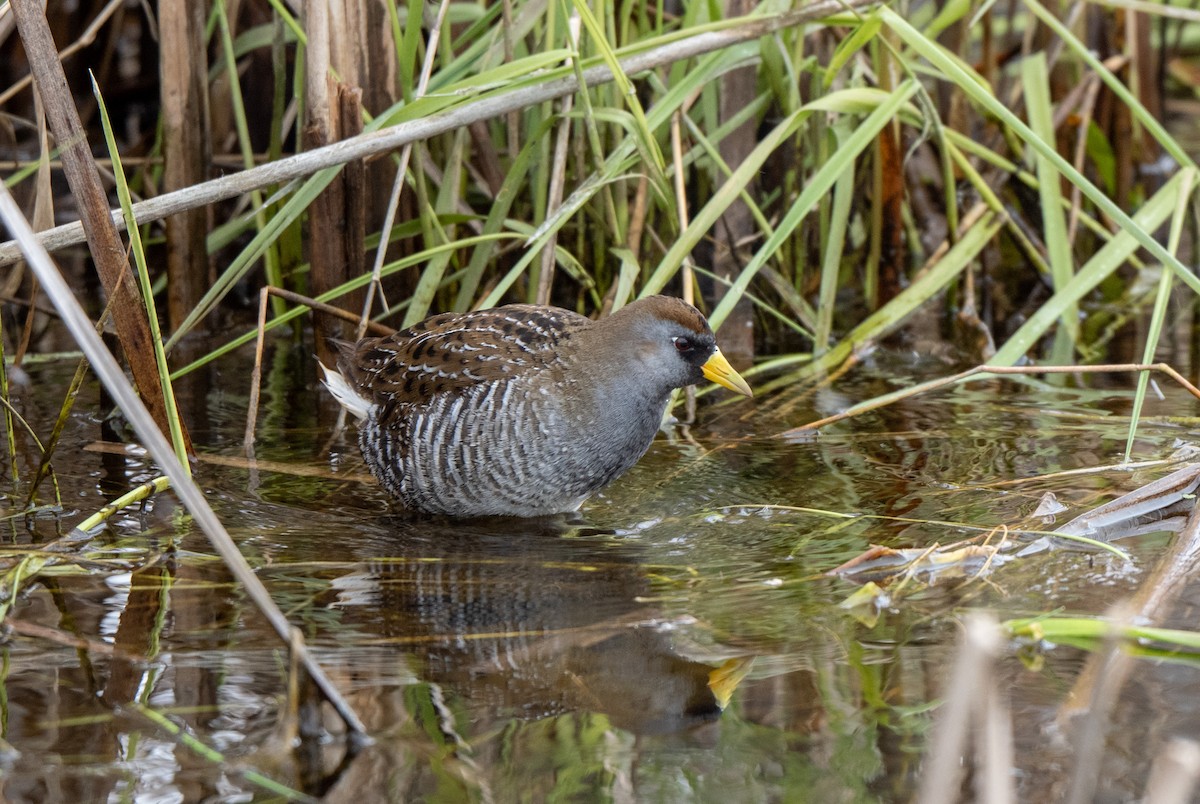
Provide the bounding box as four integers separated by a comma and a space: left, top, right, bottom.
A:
2, 349, 1200, 801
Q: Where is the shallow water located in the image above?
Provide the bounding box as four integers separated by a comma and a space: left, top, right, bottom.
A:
3, 347, 1200, 801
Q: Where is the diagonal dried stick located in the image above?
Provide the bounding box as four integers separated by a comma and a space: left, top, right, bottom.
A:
243, 287, 394, 451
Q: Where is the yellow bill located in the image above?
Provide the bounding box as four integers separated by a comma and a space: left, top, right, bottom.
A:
708, 656, 756, 709
702, 349, 753, 397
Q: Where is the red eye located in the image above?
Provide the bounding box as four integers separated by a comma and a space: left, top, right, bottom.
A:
673, 337, 693, 352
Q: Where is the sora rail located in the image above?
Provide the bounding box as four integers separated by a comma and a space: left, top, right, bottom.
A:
322, 295, 752, 517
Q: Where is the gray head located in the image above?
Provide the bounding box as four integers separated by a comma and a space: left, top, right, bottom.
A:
588, 296, 752, 400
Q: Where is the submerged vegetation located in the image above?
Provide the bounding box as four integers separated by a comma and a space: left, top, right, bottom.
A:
2, 0, 1200, 798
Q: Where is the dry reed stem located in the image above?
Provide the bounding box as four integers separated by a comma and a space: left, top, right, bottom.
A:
243, 287, 272, 452
304, 0, 365, 366
159, 0, 211, 330
670, 109, 698, 421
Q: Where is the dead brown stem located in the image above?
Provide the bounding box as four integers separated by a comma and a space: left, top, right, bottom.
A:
83, 440, 376, 485
268, 286, 394, 336
9, 0, 189, 451
243, 288, 272, 452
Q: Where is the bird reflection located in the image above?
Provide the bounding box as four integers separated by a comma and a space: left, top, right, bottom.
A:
322, 516, 733, 736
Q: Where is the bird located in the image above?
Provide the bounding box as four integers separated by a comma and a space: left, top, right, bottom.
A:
321, 295, 752, 517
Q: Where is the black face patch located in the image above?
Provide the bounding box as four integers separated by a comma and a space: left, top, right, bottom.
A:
682, 334, 717, 368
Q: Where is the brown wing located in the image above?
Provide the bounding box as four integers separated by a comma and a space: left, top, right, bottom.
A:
335, 304, 590, 405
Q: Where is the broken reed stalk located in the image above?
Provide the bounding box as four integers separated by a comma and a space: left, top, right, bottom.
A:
244, 286, 394, 450
158, 0, 212, 332
781, 363, 1200, 435
8, 0, 185, 447
0, 183, 368, 741
0, 0, 862, 268
243, 288, 272, 452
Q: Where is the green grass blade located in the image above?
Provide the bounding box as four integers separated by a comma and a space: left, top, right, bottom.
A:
815, 123, 855, 354
879, 7, 1200, 302
991, 170, 1192, 365
93, 75, 189, 470
1022, 52, 1076, 345
1124, 170, 1197, 459
706, 81, 920, 332
1006, 615, 1200, 653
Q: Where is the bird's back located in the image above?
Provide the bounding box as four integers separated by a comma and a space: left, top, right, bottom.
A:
327, 305, 604, 516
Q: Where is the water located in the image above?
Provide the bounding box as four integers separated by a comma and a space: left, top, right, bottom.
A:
2, 348, 1199, 801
